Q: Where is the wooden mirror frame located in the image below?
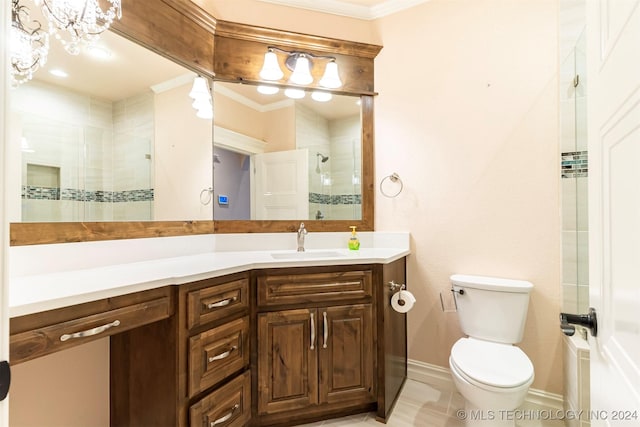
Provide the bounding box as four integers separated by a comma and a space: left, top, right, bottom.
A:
9, 0, 382, 246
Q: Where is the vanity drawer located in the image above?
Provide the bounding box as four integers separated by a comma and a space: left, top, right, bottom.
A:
187, 277, 249, 330
257, 269, 373, 307
11, 287, 172, 365
189, 315, 250, 397
190, 370, 251, 427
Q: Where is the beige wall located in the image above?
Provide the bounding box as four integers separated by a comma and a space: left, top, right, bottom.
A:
213, 90, 296, 151
154, 81, 214, 221
372, 0, 562, 393
9, 339, 110, 426
195, 0, 379, 45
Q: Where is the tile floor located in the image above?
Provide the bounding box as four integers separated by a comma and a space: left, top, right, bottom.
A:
299, 379, 566, 427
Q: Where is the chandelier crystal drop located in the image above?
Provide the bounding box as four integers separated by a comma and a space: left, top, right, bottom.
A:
10, 0, 49, 85
35, 0, 122, 55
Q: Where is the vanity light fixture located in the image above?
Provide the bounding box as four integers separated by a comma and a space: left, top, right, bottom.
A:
10, 0, 49, 85
259, 46, 343, 89
189, 76, 213, 120
34, 0, 122, 55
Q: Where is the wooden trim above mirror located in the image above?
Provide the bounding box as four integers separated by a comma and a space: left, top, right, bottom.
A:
9, 0, 381, 246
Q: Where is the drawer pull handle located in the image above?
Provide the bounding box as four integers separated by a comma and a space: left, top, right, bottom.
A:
323, 311, 328, 349
60, 320, 121, 342
205, 296, 237, 310
208, 346, 237, 363
310, 312, 315, 350
210, 403, 239, 426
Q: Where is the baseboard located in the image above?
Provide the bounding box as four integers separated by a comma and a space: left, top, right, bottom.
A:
407, 359, 564, 410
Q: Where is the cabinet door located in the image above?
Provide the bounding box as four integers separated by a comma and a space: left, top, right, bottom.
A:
318, 304, 375, 405
257, 309, 318, 415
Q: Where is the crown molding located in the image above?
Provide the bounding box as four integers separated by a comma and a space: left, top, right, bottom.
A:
256, 0, 431, 20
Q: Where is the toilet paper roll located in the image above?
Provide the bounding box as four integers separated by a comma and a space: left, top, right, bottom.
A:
391, 289, 416, 313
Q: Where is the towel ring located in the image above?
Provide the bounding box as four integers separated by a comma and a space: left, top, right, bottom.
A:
200, 187, 213, 205
380, 173, 403, 198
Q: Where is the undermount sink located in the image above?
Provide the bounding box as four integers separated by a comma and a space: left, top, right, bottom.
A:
270, 251, 345, 260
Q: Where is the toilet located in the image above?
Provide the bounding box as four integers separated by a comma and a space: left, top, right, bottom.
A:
449, 274, 535, 427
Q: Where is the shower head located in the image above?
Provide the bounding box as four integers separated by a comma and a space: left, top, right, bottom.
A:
317, 152, 329, 163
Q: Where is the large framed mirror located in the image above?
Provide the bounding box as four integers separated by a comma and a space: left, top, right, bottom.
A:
9, 1, 380, 245
12, 29, 213, 223
212, 81, 363, 223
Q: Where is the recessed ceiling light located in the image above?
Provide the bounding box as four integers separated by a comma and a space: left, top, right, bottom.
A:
86, 45, 113, 60
49, 69, 68, 78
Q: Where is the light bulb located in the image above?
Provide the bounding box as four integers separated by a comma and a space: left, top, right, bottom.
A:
319, 60, 342, 89
259, 50, 284, 81
289, 55, 313, 85
192, 97, 211, 110
189, 77, 210, 99
196, 106, 213, 120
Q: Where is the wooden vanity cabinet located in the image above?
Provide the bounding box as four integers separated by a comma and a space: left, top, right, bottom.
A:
110, 272, 251, 427
10, 286, 173, 365
377, 257, 408, 422
254, 266, 377, 426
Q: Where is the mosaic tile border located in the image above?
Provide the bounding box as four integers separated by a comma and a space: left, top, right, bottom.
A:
562, 151, 588, 178
309, 192, 362, 205
23, 186, 154, 202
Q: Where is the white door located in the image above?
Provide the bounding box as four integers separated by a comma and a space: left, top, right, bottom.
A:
587, 0, 640, 424
1, 0, 11, 424
251, 149, 308, 220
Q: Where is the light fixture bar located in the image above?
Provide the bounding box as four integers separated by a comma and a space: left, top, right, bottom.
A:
258, 46, 342, 89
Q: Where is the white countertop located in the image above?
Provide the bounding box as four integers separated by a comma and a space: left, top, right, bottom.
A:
10, 232, 410, 318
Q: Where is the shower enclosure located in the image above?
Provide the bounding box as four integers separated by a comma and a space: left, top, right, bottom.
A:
559, 1, 590, 425
561, 28, 589, 317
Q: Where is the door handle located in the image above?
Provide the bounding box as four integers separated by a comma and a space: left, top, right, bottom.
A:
560, 307, 597, 337
0, 361, 10, 401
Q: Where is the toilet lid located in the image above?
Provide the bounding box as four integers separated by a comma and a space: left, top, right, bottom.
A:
451, 338, 534, 388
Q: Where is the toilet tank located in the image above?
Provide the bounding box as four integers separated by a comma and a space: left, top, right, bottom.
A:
451, 274, 533, 344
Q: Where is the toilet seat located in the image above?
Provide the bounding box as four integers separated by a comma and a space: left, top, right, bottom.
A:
450, 337, 534, 389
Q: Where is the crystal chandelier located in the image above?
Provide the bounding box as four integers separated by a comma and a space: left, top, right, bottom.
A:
10, 0, 49, 85
34, 0, 122, 55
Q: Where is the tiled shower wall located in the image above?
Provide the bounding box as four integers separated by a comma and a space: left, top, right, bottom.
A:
13, 81, 154, 222
295, 103, 361, 221
560, 2, 590, 426
560, 6, 589, 315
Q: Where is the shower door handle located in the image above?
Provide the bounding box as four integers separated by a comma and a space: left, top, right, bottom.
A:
560, 307, 597, 337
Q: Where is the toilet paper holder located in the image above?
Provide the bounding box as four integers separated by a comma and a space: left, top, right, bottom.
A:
389, 281, 407, 306
388, 281, 406, 292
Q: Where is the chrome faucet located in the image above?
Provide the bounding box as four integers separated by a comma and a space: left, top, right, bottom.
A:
297, 222, 308, 252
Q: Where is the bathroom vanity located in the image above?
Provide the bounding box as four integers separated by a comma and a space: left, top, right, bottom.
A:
9, 241, 408, 427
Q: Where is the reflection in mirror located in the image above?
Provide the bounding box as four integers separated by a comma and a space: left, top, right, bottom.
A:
213, 81, 362, 221
11, 28, 214, 222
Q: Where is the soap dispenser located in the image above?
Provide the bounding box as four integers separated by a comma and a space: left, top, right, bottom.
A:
348, 226, 360, 250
